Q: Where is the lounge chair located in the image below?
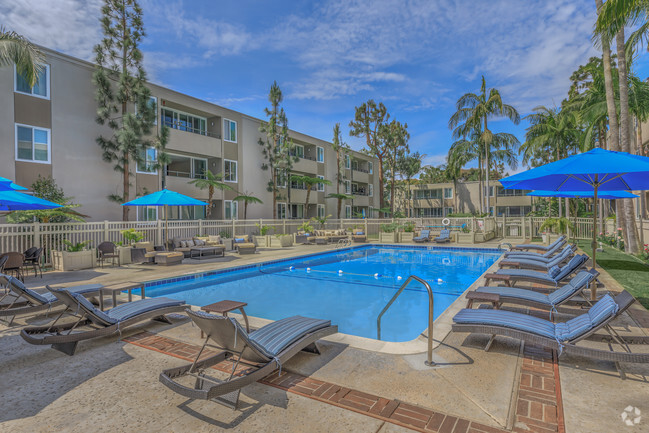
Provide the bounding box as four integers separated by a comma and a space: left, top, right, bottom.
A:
484, 254, 589, 287
413, 230, 431, 243
20, 287, 186, 355
453, 291, 649, 367
160, 310, 337, 408
473, 270, 599, 318
0, 274, 103, 325
499, 245, 575, 270
434, 229, 451, 243
504, 243, 576, 263
510, 235, 566, 252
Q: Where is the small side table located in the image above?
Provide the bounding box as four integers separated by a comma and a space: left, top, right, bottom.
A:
465, 291, 500, 309
99, 281, 145, 310
200, 300, 249, 337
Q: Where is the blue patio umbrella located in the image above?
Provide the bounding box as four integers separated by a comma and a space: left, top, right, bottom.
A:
501, 148, 649, 290
0, 177, 28, 191
0, 190, 63, 211
527, 190, 639, 199
122, 189, 207, 246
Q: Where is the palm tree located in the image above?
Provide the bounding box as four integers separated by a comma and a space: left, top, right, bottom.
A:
290, 174, 332, 216
520, 106, 581, 165
397, 151, 423, 217
449, 76, 520, 214
233, 192, 263, 219
0, 27, 44, 87
188, 170, 234, 218
326, 193, 355, 219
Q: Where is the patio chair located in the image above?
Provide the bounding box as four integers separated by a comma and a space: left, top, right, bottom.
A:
160, 310, 337, 408
483, 254, 589, 287
20, 287, 186, 355
97, 242, 120, 268
23, 247, 43, 278
413, 230, 431, 243
0, 252, 25, 282
452, 291, 649, 369
499, 245, 575, 270
473, 269, 599, 319
0, 274, 103, 326
0, 255, 8, 275
510, 235, 566, 252
504, 243, 576, 262
434, 229, 451, 243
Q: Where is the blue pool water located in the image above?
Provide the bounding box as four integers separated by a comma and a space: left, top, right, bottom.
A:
145, 245, 501, 342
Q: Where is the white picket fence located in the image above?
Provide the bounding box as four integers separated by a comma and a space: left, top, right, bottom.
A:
1, 216, 647, 265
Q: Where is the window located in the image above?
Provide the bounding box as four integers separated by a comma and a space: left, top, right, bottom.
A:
317, 146, 324, 163
345, 154, 350, 169
444, 188, 453, 199
225, 200, 238, 220
291, 145, 304, 158
15, 124, 50, 163
166, 153, 207, 178
414, 189, 442, 199
277, 202, 287, 219
369, 184, 373, 197
167, 205, 206, 220
497, 188, 529, 197
345, 205, 351, 219
276, 169, 286, 188
137, 147, 157, 174
344, 180, 351, 194
317, 175, 325, 192
137, 206, 158, 221
224, 159, 237, 182
15, 64, 49, 99
416, 208, 443, 217
161, 108, 207, 135
445, 207, 453, 216
368, 161, 373, 174
136, 96, 158, 124
484, 186, 494, 197
223, 118, 237, 142
317, 204, 325, 218
290, 204, 304, 219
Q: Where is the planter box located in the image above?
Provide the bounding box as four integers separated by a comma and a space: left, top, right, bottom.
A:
457, 232, 475, 244
270, 235, 294, 248
223, 239, 234, 251
399, 232, 414, 243
379, 232, 399, 243
475, 231, 495, 243
51, 249, 96, 271
117, 246, 132, 265
253, 235, 269, 248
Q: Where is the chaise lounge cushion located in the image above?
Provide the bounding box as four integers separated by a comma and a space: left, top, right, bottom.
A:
453, 308, 556, 339
249, 315, 331, 357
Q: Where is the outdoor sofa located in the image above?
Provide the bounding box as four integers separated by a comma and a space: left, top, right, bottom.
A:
234, 235, 256, 254
313, 229, 349, 244
171, 236, 226, 258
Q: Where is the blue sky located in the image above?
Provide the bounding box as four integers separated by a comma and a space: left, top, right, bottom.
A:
4, 0, 649, 173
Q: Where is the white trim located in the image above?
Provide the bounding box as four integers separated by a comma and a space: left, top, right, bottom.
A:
344, 180, 351, 194
369, 184, 373, 197
136, 147, 158, 175
344, 154, 350, 169
224, 159, 238, 183
223, 118, 238, 143
15, 123, 51, 164
317, 204, 325, 218
136, 206, 158, 221
224, 200, 238, 220
317, 175, 325, 192
345, 205, 351, 219
368, 161, 373, 174
316, 146, 324, 163
14, 63, 50, 100
277, 202, 287, 219
161, 107, 207, 134
444, 187, 453, 199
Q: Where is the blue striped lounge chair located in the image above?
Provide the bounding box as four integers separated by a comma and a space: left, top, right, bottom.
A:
413, 230, 431, 243
434, 229, 451, 243
473, 270, 599, 318
510, 235, 566, 252
20, 287, 186, 355
453, 290, 648, 367
160, 310, 337, 409
484, 254, 589, 287
0, 274, 103, 326
499, 245, 575, 271
504, 244, 576, 263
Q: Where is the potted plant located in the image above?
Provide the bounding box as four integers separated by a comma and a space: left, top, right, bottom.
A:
117, 228, 145, 264
254, 223, 275, 247
399, 221, 415, 243
51, 240, 95, 271
456, 225, 474, 244
219, 231, 234, 251
539, 217, 573, 244
295, 221, 314, 243
271, 233, 294, 248
379, 222, 399, 243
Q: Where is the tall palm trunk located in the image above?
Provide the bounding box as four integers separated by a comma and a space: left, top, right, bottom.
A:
638, 119, 647, 219
616, 28, 640, 254
478, 155, 484, 213
484, 119, 491, 215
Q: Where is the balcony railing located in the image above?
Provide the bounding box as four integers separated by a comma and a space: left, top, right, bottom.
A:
165, 169, 206, 179
352, 167, 370, 173
162, 119, 221, 139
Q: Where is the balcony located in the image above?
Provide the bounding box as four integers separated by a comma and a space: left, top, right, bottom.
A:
166, 127, 222, 157
165, 176, 223, 201
292, 157, 317, 174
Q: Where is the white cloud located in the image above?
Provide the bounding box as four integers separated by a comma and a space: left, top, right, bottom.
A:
1, 0, 102, 60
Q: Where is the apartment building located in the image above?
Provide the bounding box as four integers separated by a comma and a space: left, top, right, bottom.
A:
0, 48, 379, 222
401, 180, 534, 217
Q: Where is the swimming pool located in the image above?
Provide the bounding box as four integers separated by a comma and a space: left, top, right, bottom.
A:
145, 245, 501, 342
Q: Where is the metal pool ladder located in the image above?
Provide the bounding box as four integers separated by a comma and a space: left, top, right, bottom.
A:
376, 275, 436, 366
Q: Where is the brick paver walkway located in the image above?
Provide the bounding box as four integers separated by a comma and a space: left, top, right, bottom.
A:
124, 332, 565, 432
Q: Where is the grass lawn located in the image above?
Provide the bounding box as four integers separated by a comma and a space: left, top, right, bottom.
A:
577, 240, 649, 309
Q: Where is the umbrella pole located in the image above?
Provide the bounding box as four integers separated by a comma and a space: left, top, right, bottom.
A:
591, 181, 598, 301
165, 204, 169, 250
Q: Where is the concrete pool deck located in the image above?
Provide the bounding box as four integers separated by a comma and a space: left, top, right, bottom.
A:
1, 240, 648, 432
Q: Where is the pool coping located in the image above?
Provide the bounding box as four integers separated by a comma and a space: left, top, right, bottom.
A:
145, 243, 505, 355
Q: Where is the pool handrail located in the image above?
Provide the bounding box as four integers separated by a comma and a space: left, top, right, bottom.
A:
376, 275, 435, 366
